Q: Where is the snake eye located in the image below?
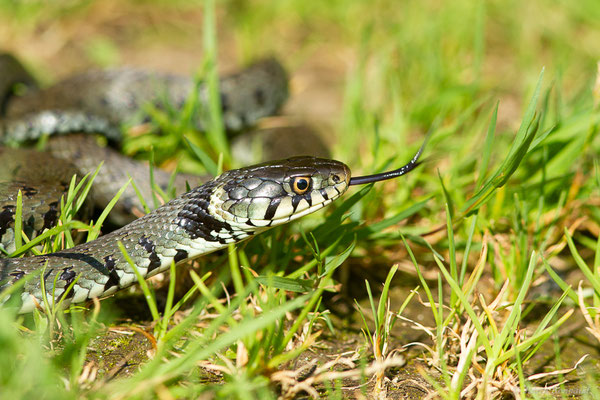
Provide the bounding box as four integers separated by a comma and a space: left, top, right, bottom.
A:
292, 176, 311, 195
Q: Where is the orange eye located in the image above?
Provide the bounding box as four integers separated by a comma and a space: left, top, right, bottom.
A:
292, 176, 311, 195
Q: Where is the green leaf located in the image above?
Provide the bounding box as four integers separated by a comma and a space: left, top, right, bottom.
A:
184, 137, 218, 177
322, 239, 356, 277
255, 276, 314, 293
358, 196, 431, 236
476, 102, 497, 190
462, 69, 545, 215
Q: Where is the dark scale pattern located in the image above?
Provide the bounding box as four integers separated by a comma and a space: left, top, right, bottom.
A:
21, 186, 38, 197
139, 236, 154, 253
43, 268, 54, 283
42, 201, 59, 230
304, 193, 313, 207
60, 267, 76, 283
9, 270, 24, 280
175, 181, 234, 243
253, 88, 265, 107
174, 249, 189, 263
137, 236, 161, 273
59, 267, 77, 298
150, 254, 163, 269
0, 176, 76, 251
264, 197, 281, 220
103, 255, 120, 291
291, 195, 302, 210
0, 205, 14, 238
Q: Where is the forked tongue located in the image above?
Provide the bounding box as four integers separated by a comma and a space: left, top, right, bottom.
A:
348, 134, 430, 186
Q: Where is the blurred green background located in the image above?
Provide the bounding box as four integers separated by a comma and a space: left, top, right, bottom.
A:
2, 0, 598, 138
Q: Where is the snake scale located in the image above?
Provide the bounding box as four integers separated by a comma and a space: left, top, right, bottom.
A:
0, 52, 425, 313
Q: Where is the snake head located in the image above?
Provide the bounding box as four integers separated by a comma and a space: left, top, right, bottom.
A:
210, 156, 350, 229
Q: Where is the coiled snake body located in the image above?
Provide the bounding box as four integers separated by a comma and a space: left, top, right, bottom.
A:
0, 53, 423, 313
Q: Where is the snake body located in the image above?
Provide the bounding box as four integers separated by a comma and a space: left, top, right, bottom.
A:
1, 157, 350, 313
0, 53, 353, 313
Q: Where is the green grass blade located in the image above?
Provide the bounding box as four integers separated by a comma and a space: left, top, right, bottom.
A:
476, 103, 497, 189
376, 264, 398, 335
184, 137, 218, 176
401, 235, 439, 324
118, 241, 159, 321
488, 251, 538, 372
8, 221, 89, 258
358, 196, 431, 237
255, 276, 313, 292
463, 69, 545, 214
201, 0, 229, 163
129, 176, 151, 215
365, 279, 378, 334
13, 189, 23, 251
87, 179, 132, 241
431, 253, 492, 356
565, 228, 600, 292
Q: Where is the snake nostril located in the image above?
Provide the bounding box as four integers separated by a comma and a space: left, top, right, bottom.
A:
332, 174, 340, 183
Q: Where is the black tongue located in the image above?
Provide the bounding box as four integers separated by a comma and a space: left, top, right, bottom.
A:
348, 134, 429, 186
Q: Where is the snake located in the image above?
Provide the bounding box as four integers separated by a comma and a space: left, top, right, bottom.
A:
0, 52, 426, 313
0, 52, 302, 226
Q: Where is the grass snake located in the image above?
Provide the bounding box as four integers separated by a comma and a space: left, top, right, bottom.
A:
0, 52, 425, 313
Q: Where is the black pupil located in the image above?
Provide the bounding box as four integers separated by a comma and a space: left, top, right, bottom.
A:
295, 178, 308, 191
